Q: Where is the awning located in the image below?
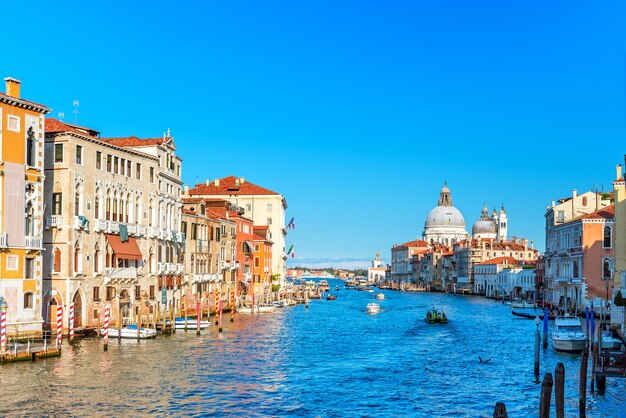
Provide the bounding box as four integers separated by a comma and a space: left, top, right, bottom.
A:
105, 234, 142, 260
244, 241, 255, 253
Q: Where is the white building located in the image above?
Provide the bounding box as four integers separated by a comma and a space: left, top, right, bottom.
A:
368, 251, 386, 284
471, 203, 508, 241
423, 182, 469, 245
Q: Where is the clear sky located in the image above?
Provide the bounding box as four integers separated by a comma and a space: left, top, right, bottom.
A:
5, 1, 626, 268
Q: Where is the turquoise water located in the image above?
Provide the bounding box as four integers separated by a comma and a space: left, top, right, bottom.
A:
0, 279, 624, 417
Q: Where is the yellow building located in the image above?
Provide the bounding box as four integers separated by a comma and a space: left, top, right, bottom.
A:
613, 164, 625, 291
0, 78, 50, 336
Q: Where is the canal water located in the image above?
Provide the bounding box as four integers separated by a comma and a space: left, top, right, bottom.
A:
1, 279, 624, 417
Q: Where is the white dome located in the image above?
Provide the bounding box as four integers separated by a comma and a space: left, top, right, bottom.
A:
472, 219, 497, 235
425, 206, 466, 228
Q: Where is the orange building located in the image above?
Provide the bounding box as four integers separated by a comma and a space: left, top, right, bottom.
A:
0, 77, 50, 335
253, 226, 273, 290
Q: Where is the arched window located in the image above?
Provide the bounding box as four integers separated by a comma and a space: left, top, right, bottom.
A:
74, 241, 81, 273
135, 195, 141, 225
25, 202, 34, 237
582, 197, 588, 206
106, 190, 112, 220
94, 243, 101, 273
26, 127, 36, 167
603, 226, 612, 248
603, 258, 611, 279
53, 248, 61, 272
94, 188, 101, 219
24, 292, 34, 309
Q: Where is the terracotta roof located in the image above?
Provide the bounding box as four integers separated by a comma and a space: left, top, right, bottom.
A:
478, 256, 521, 266
181, 208, 196, 215
188, 176, 279, 196
45, 118, 100, 138
100, 136, 173, 149
0, 92, 50, 113
398, 239, 429, 248
581, 204, 614, 220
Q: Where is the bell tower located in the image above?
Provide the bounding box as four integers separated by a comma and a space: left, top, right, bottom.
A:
438, 181, 452, 207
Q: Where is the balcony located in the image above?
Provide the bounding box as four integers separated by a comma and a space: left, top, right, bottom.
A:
0, 233, 7, 248
25, 236, 42, 250
93, 219, 107, 232
105, 267, 138, 280
46, 215, 64, 229
148, 227, 160, 238
73, 215, 89, 230
157, 262, 168, 274
176, 263, 184, 274
107, 221, 120, 234
137, 225, 147, 236
127, 224, 137, 235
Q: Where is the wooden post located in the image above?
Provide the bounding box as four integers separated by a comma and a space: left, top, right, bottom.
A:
137, 307, 140, 342
534, 323, 541, 381
118, 297, 122, 343
493, 402, 508, 418
579, 350, 588, 417
539, 373, 553, 418
196, 300, 201, 336
554, 362, 564, 418
591, 343, 597, 393
184, 304, 188, 331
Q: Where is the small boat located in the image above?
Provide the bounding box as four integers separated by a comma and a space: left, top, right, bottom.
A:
539, 312, 557, 321
366, 303, 381, 314
375, 293, 385, 301
173, 317, 211, 330
237, 305, 276, 314
426, 308, 448, 324
273, 300, 288, 308
101, 325, 157, 339
319, 280, 330, 292
552, 316, 587, 352
510, 299, 533, 309
599, 330, 624, 350
327, 294, 337, 300
511, 310, 537, 319
334, 286, 339, 291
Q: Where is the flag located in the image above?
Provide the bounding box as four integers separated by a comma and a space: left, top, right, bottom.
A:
287, 244, 294, 255
287, 216, 295, 230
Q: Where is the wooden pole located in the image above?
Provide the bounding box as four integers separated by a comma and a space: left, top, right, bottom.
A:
554, 362, 564, 418
590, 343, 597, 393
579, 350, 588, 417
196, 300, 201, 336
534, 324, 540, 381
539, 373, 553, 418
184, 304, 188, 331
118, 297, 122, 343
493, 402, 508, 418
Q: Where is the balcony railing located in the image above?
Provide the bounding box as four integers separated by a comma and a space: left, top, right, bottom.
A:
105, 267, 138, 280
25, 236, 42, 250
93, 219, 107, 232
127, 224, 137, 235
0, 233, 7, 248
137, 225, 147, 236
107, 221, 120, 234
46, 215, 64, 229
148, 227, 160, 238
157, 262, 167, 273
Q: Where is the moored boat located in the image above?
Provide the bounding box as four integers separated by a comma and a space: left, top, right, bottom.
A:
366, 303, 381, 314
599, 329, 624, 350
319, 280, 330, 292
101, 325, 157, 339
511, 310, 537, 319
426, 308, 448, 324
552, 316, 587, 352
237, 305, 276, 314
173, 318, 212, 330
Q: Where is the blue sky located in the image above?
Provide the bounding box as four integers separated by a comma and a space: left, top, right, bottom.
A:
5, 1, 626, 268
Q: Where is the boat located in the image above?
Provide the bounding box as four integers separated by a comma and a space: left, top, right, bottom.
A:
511, 310, 537, 319
552, 316, 587, 352
334, 286, 339, 291
510, 299, 534, 309
236, 305, 276, 314
367, 303, 381, 314
273, 300, 288, 308
426, 308, 448, 324
173, 318, 211, 330
538, 312, 557, 321
599, 329, 624, 350
101, 325, 157, 339
327, 294, 337, 300
319, 280, 330, 292
375, 293, 385, 301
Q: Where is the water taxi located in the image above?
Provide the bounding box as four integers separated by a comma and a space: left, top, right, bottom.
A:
319, 280, 330, 292
375, 293, 385, 300
366, 303, 381, 314
425, 308, 448, 324
552, 316, 587, 352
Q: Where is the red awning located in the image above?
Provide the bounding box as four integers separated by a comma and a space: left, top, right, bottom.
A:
105, 234, 142, 260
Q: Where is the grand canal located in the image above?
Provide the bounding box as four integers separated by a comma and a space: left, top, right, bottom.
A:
1, 279, 624, 417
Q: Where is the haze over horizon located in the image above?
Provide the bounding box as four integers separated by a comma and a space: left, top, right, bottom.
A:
5, 1, 626, 269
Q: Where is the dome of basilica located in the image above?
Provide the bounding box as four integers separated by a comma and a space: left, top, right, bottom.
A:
422, 182, 469, 244
425, 206, 466, 228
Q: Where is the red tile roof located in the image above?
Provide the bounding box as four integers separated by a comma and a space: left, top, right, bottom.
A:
399, 239, 429, 248
101, 136, 173, 148
581, 204, 614, 220
188, 176, 279, 196
181, 208, 196, 215
478, 256, 521, 266
0, 92, 50, 113
45, 118, 99, 138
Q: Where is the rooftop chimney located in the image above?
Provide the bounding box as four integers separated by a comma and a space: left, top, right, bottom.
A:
4, 77, 21, 98
572, 189, 577, 217
616, 165, 623, 180
183, 185, 189, 195
205, 179, 210, 186
240, 177, 245, 184
214, 179, 220, 187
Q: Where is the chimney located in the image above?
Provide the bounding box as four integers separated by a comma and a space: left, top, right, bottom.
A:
205, 179, 210, 186
214, 179, 220, 187
616, 164, 623, 180
572, 189, 577, 217
522, 238, 528, 251
240, 177, 245, 184
183, 185, 189, 195
4, 77, 21, 98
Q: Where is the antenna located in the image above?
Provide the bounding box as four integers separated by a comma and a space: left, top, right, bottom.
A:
58, 111, 65, 121
72, 100, 80, 124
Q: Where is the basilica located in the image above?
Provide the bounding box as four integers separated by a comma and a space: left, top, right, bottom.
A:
423, 182, 509, 244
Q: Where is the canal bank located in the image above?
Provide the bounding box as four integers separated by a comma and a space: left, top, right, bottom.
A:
0, 280, 623, 417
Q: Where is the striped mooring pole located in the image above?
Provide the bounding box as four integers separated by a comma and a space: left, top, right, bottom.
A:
69, 302, 75, 342
56, 306, 63, 349
103, 305, 110, 351
230, 289, 235, 322
214, 288, 220, 325
218, 298, 223, 332
0, 310, 6, 354
196, 300, 201, 336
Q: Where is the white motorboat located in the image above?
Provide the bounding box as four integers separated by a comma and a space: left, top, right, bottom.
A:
173, 318, 212, 330
510, 300, 533, 309
375, 293, 385, 300
237, 305, 276, 314
101, 325, 157, 339
552, 316, 587, 352
367, 303, 381, 314
599, 330, 624, 350
273, 300, 288, 308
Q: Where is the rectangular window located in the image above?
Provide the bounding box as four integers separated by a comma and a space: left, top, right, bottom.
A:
120, 158, 126, 176
106, 286, 115, 301
7, 115, 20, 132
6, 255, 18, 271
106, 155, 112, 172
113, 156, 119, 174
127, 160, 132, 177
52, 193, 62, 215
136, 163, 141, 179
255, 257, 260, 268
191, 224, 197, 240
150, 167, 155, 183
267, 204, 272, 211
267, 217, 272, 225
255, 244, 260, 252
96, 151, 102, 169
246, 204, 252, 212
149, 285, 155, 299
75, 145, 83, 164
54, 144, 63, 163
135, 285, 141, 299
181, 221, 187, 236
93, 286, 100, 301
25, 258, 34, 279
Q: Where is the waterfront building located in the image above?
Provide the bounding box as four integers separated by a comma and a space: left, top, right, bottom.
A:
423, 182, 469, 245
474, 257, 521, 297
204, 202, 238, 296
252, 226, 273, 292
43, 118, 184, 331
544, 189, 613, 309
185, 176, 288, 282
390, 240, 430, 285
535, 255, 545, 301
613, 164, 626, 295
418, 248, 446, 290
0, 77, 50, 335
367, 251, 386, 284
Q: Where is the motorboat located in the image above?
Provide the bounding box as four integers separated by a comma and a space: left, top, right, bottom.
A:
599, 329, 624, 350
326, 294, 337, 300
101, 325, 157, 339
552, 316, 587, 352
272, 300, 288, 308
173, 317, 212, 330
319, 280, 330, 292
366, 303, 381, 314
375, 293, 385, 301
237, 305, 276, 314
510, 299, 534, 309
334, 286, 340, 291
426, 308, 448, 324
511, 310, 536, 319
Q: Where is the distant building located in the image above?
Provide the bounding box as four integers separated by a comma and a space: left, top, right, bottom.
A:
423, 182, 469, 245
390, 240, 430, 285
368, 251, 386, 284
